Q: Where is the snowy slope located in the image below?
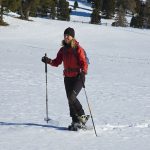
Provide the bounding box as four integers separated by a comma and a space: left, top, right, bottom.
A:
69, 0, 92, 23
1, 3, 150, 150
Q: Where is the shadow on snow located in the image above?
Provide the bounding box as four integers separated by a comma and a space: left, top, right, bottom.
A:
0, 121, 68, 131
71, 11, 90, 17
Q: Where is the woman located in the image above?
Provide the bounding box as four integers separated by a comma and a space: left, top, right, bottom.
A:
42, 27, 89, 130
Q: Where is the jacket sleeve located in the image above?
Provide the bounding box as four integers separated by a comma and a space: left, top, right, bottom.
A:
77, 46, 88, 74
49, 48, 63, 67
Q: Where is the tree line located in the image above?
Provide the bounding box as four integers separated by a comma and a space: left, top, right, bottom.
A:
0, 0, 70, 25
0, 0, 150, 29
90, 0, 150, 28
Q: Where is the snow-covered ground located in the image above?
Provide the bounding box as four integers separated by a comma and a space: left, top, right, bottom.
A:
0, 1, 150, 150
69, 0, 92, 23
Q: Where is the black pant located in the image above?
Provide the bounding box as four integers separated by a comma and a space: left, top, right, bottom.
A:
64, 74, 85, 122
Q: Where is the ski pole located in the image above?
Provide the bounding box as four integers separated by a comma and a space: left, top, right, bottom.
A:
44, 53, 50, 123
81, 76, 98, 137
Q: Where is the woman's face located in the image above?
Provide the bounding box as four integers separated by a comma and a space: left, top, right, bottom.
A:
64, 34, 73, 44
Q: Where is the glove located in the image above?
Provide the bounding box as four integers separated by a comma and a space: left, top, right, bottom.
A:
41, 56, 52, 64
79, 71, 85, 80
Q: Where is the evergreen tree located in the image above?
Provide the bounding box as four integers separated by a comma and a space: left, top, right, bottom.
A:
116, 0, 136, 14
130, 15, 137, 27
0, 0, 20, 25
57, 0, 70, 21
116, 0, 127, 10
102, 0, 115, 19
91, 8, 101, 24
127, 0, 137, 14
112, 5, 128, 27
6, 0, 20, 12
90, 0, 101, 24
0, 0, 5, 24
38, 0, 56, 19
134, 0, 141, 14
49, 0, 57, 19
144, 0, 150, 28
19, 0, 39, 20
74, 1, 78, 10
130, 0, 145, 28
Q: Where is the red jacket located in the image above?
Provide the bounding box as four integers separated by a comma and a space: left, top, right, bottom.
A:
49, 41, 88, 77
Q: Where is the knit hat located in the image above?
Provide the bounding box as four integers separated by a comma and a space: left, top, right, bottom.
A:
64, 27, 75, 38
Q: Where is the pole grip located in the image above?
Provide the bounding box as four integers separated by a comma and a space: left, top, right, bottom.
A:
45, 53, 47, 73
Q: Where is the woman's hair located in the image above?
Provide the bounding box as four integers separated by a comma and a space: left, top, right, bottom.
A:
62, 39, 77, 49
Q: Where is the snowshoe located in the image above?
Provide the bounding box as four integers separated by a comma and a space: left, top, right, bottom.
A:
68, 125, 78, 131
79, 124, 93, 131
77, 115, 90, 125
68, 122, 82, 131
68, 123, 93, 131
